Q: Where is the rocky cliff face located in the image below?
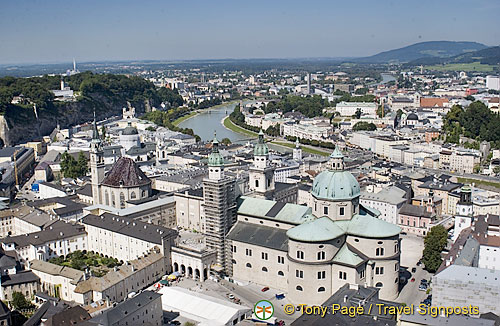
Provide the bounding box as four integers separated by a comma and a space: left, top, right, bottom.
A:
0, 94, 149, 146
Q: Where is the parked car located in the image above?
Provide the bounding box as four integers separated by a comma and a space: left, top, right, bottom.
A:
261, 287, 270, 292
276, 293, 285, 300
410, 278, 415, 282
418, 284, 427, 291
411, 267, 417, 273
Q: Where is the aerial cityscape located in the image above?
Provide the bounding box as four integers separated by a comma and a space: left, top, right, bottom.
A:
0, 1, 500, 325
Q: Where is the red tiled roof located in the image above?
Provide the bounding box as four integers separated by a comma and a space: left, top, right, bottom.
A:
420, 98, 449, 107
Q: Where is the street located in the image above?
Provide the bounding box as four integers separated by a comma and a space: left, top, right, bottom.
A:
396, 234, 432, 306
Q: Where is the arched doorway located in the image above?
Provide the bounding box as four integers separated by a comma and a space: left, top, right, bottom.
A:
173, 262, 178, 272
181, 264, 186, 274
187, 266, 193, 277
195, 269, 200, 280
203, 268, 208, 280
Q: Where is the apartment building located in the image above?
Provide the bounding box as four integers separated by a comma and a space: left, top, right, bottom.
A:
82, 214, 177, 263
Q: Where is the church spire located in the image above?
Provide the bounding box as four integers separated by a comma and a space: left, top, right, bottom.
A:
92, 110, 100, 141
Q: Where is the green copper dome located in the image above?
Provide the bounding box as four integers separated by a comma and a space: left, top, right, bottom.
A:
254, 129, 269, 156
311, 147, 360, 201
208, 134, 224, 167
311, 170, 360, 201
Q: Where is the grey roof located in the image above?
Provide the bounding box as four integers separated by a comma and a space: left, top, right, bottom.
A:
1, 270, 39, 287
81, 214, 176, 244
2, 221, 86, 248
227, 221, 288, 252
419, 179, 461, 192
0, 300, 10, 317
291, 284, 398, 326
274, 182, 297, 193
399, 203, 434, 218
28, 197, 85, 217
176, 188, 204, 198
125, 142, 156, 156
434, 265, 500, 286
29, 260, 84, 284
361, 186, 407, 205
76, 183, 92, 197
455, 237, 479, 267
400, 311, 495, 326
0, 146, 25, 159
88, 291, 161, 326
43, 306, 91, 326
237, 196, 312, 225
0, 250, 16, 269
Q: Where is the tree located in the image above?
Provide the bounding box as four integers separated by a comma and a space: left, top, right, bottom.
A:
60, 151, 88, 179
77, 152, 89, 176
377, 105, 384, 118
221, 138, 232, 145
422, 225, 448, 273
493, 166, 500, 175
352, 108, 362, 119
355, 87, 368, 95
11, 292, 30, 310
353, 122, 376, 131
100, 125, 106, 140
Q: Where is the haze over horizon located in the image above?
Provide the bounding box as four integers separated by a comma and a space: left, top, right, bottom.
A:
1, 0, 499, 65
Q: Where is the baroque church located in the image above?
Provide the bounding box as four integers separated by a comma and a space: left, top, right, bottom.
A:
226, 137, 402, 305
90, 114, 152, 209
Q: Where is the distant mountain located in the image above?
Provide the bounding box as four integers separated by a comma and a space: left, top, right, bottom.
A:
407, 45, 500, 66
355, 41, 487, 63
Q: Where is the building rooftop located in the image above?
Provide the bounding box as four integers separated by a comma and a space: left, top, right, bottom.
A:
1, 270, 39, 287
226, 221, 288, 252
86, 291, 160, 325
400, 311, 494, 326
237, 196, 312, 225
74, 252, 164, 294
287, 216, 345, 242
29, 260, 84, 285
290, 284, 398, 326
434, 265, 500, 286
101, 157, 151, 188
2, 221, 86, 248
81, 214, 176, 245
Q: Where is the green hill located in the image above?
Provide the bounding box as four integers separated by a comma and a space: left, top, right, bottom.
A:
408, 46, 500, 66
355, 41, 487, 63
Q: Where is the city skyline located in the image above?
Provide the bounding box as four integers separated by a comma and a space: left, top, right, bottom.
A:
1, 0, 499, 65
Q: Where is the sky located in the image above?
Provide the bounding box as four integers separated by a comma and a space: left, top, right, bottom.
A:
0, 0, 499, 65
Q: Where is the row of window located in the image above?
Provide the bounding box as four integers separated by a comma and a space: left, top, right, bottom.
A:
317, 205, 346, 216
296, 250, 326, 260
296, 285, 325, 292
243, 263, 284, 276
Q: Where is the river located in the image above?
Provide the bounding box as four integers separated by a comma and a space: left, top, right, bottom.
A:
178, 101, 255, 142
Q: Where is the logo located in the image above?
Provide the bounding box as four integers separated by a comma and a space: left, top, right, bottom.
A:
254, 300, 274, 320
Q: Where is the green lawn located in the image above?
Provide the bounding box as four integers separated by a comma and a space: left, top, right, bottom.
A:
457, 177, 500, 190
172, 111, 198, 126
272, 141, 330, 157
426, 62, 495, 72
223, 117, 258, 136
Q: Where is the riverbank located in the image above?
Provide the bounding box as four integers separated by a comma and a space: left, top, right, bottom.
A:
172, 100, 240, 127
222, 116, 258, 137
271, 141, 330, 157
172, 111, 198, 126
